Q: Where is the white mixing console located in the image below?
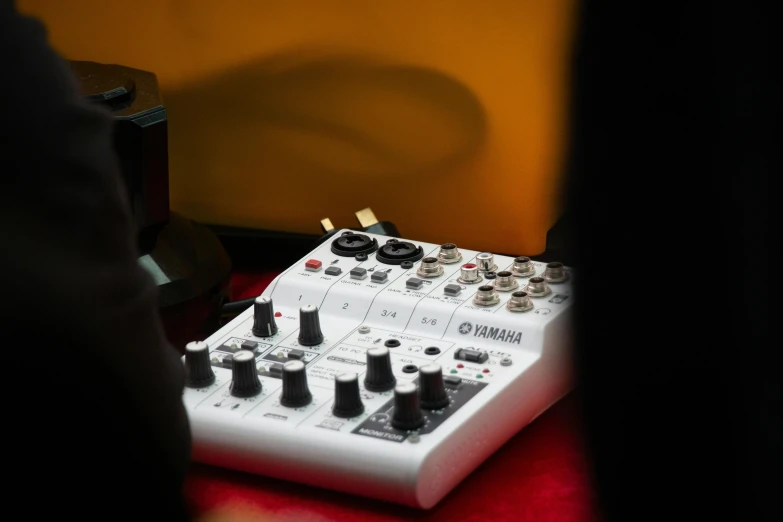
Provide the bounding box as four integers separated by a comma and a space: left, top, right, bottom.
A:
182, 230, 575, 508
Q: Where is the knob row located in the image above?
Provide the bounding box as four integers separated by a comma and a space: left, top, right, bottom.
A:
228, 355, 313, 406
185, 340, 449, 430
185, 339, 401, 396
336, 373, 448, 431
252, 297, 325, 347
184, 341, 312, 404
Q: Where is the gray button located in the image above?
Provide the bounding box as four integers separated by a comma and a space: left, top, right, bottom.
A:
350, 267, 367, 280
268, 362, 284, 377
454, 347, 489, 363
288, 349, 305, 360
444, 375, 462, 387
325, 266, 342, 276
371, 271, 388, 283
241, 341, 258, 352
406, 277, 424, 289
444, 284, 462, 296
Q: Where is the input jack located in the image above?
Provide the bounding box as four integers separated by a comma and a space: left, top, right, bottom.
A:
511, 256, 536, 277
437, 243, 462, 264
492, 271, 519, 292
473, 285, 500, 306
524, 277, 552, 298
542, 262, 569, 283
506, 291, 534, 312
416, 257, 444, 278
457, 263, 483, 284
476, 252, 498, 273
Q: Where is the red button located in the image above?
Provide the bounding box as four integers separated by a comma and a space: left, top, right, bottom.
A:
457, 364, 464, 369
483, 368, 490, 373
305, 259, 322, 271
274, 312, 282, 317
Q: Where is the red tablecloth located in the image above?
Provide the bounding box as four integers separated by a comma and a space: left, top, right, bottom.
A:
184, 272, 601, 522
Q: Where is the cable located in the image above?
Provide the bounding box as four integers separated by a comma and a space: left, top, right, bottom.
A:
221, 297, 256, 315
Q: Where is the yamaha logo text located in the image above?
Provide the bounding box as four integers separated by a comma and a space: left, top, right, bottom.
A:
458, 321, 522, 345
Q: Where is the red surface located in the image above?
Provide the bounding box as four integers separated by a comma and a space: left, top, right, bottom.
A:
184, 270, 601, 522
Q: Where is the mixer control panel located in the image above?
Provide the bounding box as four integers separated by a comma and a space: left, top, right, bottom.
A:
182, 230, 574, 509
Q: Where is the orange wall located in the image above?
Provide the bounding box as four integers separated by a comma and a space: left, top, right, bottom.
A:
19, 0, 575, 256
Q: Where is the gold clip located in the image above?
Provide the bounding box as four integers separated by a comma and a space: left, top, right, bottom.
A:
354, 207, 379, 228
320, 218, 335, 233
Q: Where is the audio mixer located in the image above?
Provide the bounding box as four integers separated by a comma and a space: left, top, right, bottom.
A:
182, 230, 575, 508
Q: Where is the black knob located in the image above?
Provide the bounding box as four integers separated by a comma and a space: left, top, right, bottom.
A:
280, 360, 313, 407
364, 347, 396, 392
297, 305, 324, 346
391, 383, 425, 430
252, 296, 278, 337
229, 350, 262, 397
184, 341, 215, 388
418, 364, 450, 409
332, 373, 365, 418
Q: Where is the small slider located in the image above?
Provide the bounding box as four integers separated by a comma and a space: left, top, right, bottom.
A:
287, 349, 305, 361
241, 341, 258, 353
454, 347, 489, 364
444, 375, 463, 388
268, 362, 284, 378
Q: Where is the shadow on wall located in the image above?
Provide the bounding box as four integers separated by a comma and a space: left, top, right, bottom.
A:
164, 51, 487, 231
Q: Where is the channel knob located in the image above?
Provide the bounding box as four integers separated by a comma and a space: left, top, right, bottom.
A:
280, 360, 313, 407
364, 347, 397, 392
297, 305, 324, 346
332, 373, 365, 418
418, 364, 450, 410
391, 382, 426, 431
184, 341, 215, 388
252, 296, 278, 337
229, 350, 261, 397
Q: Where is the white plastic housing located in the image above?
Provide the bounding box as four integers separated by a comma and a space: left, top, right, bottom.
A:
183, 230, 574, 508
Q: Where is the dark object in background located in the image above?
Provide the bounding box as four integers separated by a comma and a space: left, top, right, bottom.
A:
71, 60, 168, 255
564, 2, 777, 522
73, 61, 231, 350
